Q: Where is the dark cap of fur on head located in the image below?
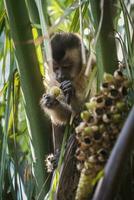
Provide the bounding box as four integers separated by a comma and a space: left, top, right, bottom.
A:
51, 33, 81, 61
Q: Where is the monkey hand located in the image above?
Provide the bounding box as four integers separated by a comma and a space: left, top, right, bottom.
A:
41, 94, 59, 109
60, 80, 75, 104
45, 149, 60, 173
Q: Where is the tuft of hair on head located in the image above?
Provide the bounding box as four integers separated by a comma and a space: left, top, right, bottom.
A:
51, 32, 82, 61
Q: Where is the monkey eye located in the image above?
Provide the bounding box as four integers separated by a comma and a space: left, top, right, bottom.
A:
53, 63, 59, 71
53, 66, 59, 71
62, 63, 72, 68
53, 60, 59, 70
62, 65, 70, 68
53, 60, 57, 65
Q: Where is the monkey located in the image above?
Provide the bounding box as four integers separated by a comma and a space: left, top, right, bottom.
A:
40, 33, 96, 199
40, 32, 88, 126
40, 33, 89, 174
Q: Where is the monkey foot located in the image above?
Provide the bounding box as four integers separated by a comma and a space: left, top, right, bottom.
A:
45, 149, 60, 173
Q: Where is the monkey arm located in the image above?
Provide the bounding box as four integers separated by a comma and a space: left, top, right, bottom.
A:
60, 80, 84, 114
49, 101, 72, 125
40, 94, 72, 125
60, 80, 75, 104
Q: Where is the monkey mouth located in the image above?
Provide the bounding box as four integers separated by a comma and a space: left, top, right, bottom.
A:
56, 77, 73, 83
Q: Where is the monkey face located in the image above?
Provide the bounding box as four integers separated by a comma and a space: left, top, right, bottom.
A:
53, 48, 82, 82
51, 33, 82, 83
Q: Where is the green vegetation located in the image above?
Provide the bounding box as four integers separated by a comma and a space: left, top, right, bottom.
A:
0, 0, 134, 199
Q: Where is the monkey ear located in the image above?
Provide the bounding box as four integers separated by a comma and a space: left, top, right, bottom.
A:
73, 32, 81, 40
85, 47, 90, 62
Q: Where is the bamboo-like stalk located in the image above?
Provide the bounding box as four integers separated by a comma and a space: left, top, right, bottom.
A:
41, 0, 50, 26
90, 0, 118, 86
92, 106, 134, 200
26, 0, 42, 36
4, 0, 51, 198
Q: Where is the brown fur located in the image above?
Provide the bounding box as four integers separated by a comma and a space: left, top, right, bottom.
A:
41, 33, 88, 125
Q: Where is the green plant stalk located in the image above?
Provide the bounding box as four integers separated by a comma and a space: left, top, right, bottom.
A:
4, 0, 51, 198
25, 0, 42, 36
35, 0, 52, 68
41, 0, 50, 26
120, 0, 134, 82
90, 0, 118, 86
0, 62, 12, 199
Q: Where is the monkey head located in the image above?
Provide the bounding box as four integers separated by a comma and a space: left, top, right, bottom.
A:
51, 33, 82, 83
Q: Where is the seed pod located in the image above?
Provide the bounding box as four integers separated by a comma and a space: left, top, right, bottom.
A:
112, 113, 121, 123
90, 96, 97, 102
96, 96, 105, 108
75, 122, 86, 134
77, 162, 84, 171
103, 73, 114, 83
105, 97, 113, 107
93, 132, 102, 142
116, 101, 125, 111
88, 115, 98, 125
102, 132, 110, 141
83, 136, 92, 146
100, 82, 109, 92
102, 113, 111, 123
99, 124, 105, 132
81, 111, 90, 121
49, 86, 61, 97
97, 149, 108, 160
91, 125, 99, 132
80, 141, 91, 150
114, 69, 124, 81
88, 155, 97, 163
85, 101, 97, 111
94, 107, 104, 118
110, 105, 118, 113
76, 149, 86, 161
109, 88, 119, 99
119, 86, 127, 96
89, 147, 96, 153
83, 127, 93, 135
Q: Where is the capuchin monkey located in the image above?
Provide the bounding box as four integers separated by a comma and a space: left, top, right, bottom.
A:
40, 33, 88, 171
40, 33, 93, 199
40, 32, 88, 126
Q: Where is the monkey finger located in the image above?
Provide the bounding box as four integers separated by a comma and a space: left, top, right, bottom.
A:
42, 94, 59, 108
64, 87, 75, 95
62, 86, 72, 92
66, 93, 71, 104
60, 81, 75, 96
60, 80, 72, 89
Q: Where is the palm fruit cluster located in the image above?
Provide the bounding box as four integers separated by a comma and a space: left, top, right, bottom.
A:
75, 68, 130, 200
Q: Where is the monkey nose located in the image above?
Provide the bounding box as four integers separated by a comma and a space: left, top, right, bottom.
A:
56, 76, 66, 83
